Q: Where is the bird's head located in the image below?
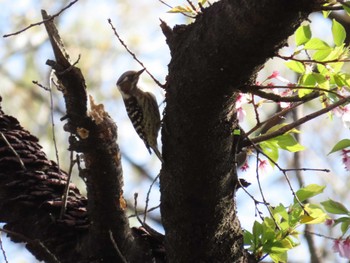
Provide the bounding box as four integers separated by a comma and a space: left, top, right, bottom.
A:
116, 69, 145, 95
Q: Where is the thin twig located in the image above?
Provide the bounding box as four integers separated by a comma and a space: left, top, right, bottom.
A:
186, 0, 197, 12
277, 54, 350, 65
107, 18, 165, 89
0, 132, 26, 170
60, 149, 76, 219
49, 76, 61, 171
143, 173, 160, 224
158, 0, 172, 9
250, 143, 307, 211
133, 193, 143, 225
3, 0, 79, 38
109, 230, 128, 263
245, 99, 314, 138
128, 205, 160, 218
55, 54, 81, 75
0, 227, 61, 263
251, 94, 261, 126
283, 168, 330, 173
255, 152, 280, 229
33, 79, 61, 173
0, 234, 8, 263
304, 230, 338, 241
247, 85, 343, 100
248, 96, 350, 146
237, 177, 266, 221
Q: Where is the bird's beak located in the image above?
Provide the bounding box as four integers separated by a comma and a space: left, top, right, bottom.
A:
136, 68, 145, 77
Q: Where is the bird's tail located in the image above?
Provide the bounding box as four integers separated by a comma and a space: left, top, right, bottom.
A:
152, 146, 164, 163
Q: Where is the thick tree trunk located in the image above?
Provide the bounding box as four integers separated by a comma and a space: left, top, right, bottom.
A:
160, 0, 313, 262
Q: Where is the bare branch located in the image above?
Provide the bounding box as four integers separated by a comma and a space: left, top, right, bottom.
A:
109, 230, 128, 263
245, 98, 316, 138
60, 150, 76, 219
247, 96, 350, 145
277, 54, 350, 65
0, 234, 8, 263
107, 19, 165, 89
3, 0, 79, 38
0, 228, 61, 263
143, 173, 160, 224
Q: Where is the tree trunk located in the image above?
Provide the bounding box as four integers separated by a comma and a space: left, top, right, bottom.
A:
160, 0, 312, 262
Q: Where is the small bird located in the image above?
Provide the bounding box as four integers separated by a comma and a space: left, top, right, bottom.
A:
116, 69, 163, 162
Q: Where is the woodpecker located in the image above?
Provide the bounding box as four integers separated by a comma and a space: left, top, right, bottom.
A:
116, 69, 163, 162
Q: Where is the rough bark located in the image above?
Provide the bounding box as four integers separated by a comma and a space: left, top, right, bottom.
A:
0, 99, 88, 263
160, 0, 314, 262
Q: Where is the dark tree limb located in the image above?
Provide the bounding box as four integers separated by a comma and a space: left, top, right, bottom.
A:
0, 98, 88, 263
0, 9, 165, 263
160, 0, 316, 262
41, 10, 158, 263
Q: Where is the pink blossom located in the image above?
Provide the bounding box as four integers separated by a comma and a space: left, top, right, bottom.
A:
325, 219, 334, 226
267, 70, 291, 84
333, 239, 344, 257
258, 159, 268, 172
341, 150, 350, 171
236, 93, 249, 108
333, 238, 350, 259
236, 107, 246, 122
235, 94, 250, 122
267, 71, 280, 79
275, 88, 293, 108
240, 162, 249, 172
343, 239, 350, 258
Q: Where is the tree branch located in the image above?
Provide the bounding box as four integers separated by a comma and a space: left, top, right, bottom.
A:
42, 10, 152, 262
248, 96, 350, 146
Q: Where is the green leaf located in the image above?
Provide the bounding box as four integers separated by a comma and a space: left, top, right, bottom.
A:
332, 19, 346, 47
301, 204, 328, 224
328, 139, 350, 154
312, 73, 330, 90
322, 10, 331, 18
243, 230, 254, 246
295, 184, 325, 203
295, 25, 311, 46
321, 199, 350, 215
342, 2, 350, 16
198, 0, 207, 5
269, 250, 287, 263
269, 241, 290, 253
298, 74, 316, 96
285, 61, 305, 74
312, 48, 333, 61
274, 134, 305, 153
304, 38, 330, 50
334, 73, 350, 87
260, 140, 279, 165
253, 221, 263, 239
341, 220, 350, 235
